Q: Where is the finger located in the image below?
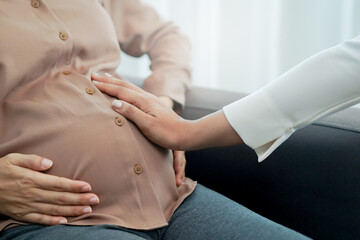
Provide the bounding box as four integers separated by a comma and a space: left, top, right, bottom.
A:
173, 151, 182, 173
177, 165, 186, 186
21, 213, 68, 226
5, 154, 92, 192
91, 72, 146, 95
27, 202, 93, 217
6, 153, 53, 171
176, 174, 183, 187
30, 172, 92, 193
181, 160, 186, 183
173, 151, 185, 186
32, 188, 99, 206
179, 153, 186, 185
92, 81, 148, 109
111, 100, 153, 129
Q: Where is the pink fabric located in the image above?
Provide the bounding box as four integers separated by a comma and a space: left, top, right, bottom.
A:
0, 0, 195, 231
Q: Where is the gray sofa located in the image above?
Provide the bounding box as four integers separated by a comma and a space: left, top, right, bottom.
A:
182, 86, 360, 240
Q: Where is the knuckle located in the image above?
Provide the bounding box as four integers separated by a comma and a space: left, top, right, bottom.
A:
68, 180, 81, 192
49, 205, 60, 215
2, 153, 17, 165
21, 189, 36, 200
64, 206, 82, 216
11, 208, 27, 220
79, 194, 91, 204
124, 105, 135, 115
143, 95, 152, 102
5, 153, 17, 159
36, 216, 48, 225
17, 175, 35, 188
28, 154, 40, 160
117, 79, 126, 87
56, 195, 68, 205
74, 207, 84, 215
53, 177, 65, 191
3, 164, 17, 178
34, 215, 52, 225
47, 218, 61, 226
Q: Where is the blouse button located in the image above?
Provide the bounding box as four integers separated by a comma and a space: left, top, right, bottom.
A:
62, 71, 71, 75
85, 87, 95, 95
115, 117, 124, 126
134, 164, 143, 175
31, 0, 40, 8
59, 32, 68, 41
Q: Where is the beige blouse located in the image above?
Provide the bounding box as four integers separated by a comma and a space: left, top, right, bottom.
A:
0, 0, 195, 231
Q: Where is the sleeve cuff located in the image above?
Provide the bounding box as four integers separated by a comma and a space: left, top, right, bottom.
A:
223, 89, 295, 162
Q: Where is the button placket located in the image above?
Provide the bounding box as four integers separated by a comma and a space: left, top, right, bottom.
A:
59, 32, 68, 41
86, 87, 95, 95
27, 0, 74, 67
58, 29, 73, 65
115, 117, 124, 126
31, 0, 40, 8
134, 164, 143, 175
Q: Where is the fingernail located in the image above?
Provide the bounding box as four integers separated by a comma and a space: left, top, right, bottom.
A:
81, 185, 91, 192
112, 100, 122, 109
104, 73, 112, 77
91, 80, 99, 84
83, 207, 92, 214
59, 219, 67, 224
41, 158, 53, 169
90, 197, 99, 204
92, 72, 100, 77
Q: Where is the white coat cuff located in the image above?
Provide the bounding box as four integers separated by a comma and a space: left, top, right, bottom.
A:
223, 90, 295, 162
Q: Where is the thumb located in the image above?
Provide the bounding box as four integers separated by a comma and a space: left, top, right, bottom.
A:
112, 100, 151, 130
7, 153, 53, 171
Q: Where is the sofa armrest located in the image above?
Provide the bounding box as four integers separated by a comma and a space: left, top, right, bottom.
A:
181, 86, 247, 119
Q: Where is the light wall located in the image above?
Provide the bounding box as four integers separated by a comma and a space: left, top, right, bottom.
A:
117, 0, 360, 96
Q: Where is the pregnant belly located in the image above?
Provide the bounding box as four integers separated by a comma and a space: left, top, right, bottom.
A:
0, 107, 177, 218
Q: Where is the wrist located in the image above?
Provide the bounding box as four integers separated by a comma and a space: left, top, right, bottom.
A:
179, 110, 244, 151
178, 119, 202, 151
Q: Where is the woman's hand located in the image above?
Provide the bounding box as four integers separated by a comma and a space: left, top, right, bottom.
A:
91, 72, 189, 150
173, 150, 186, 186
0, 153, 100, 225
91, 73, 243, 151
157, 97, 186, 187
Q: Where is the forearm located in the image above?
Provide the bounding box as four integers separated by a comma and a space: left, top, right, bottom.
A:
180, 110, 243, 151
103, 0, 191, 107
142, 34, 192, 108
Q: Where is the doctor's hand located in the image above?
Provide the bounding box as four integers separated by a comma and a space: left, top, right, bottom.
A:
92, 73, 243, 151
0, 153, 100, 225
91, 73, 189, 151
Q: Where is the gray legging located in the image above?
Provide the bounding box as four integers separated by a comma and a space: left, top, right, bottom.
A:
0, 184, 310, 240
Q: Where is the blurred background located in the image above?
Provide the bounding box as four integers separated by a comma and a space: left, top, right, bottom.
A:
117, 0, 360, 95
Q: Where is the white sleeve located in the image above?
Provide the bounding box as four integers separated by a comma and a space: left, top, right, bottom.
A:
223, 35, 360, 162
